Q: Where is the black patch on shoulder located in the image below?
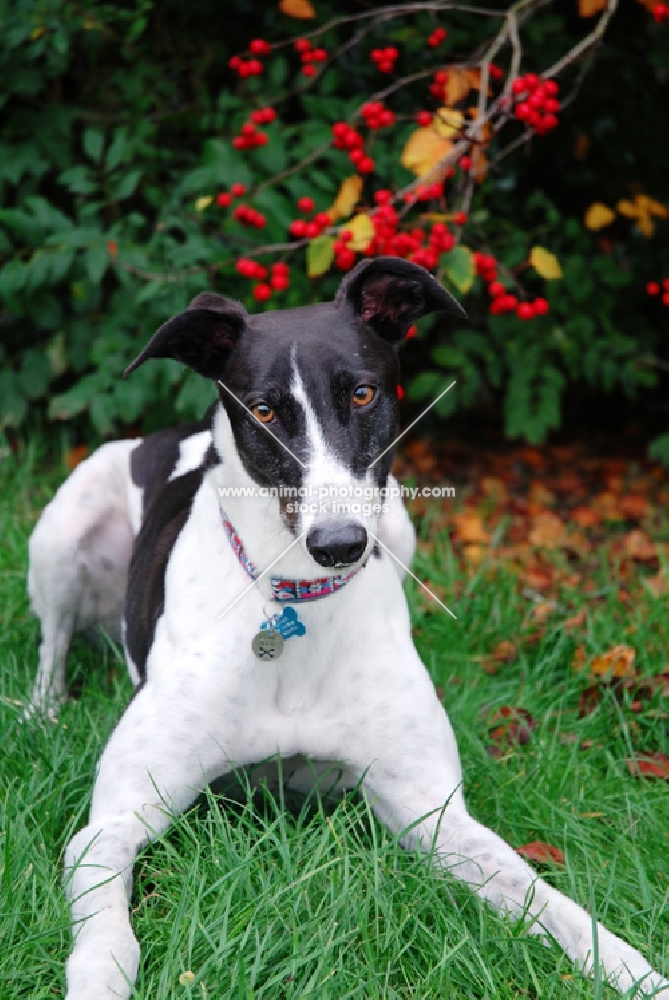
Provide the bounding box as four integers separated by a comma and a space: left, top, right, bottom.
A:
130, 410, 216, 519
125, 407, 220, 680
125, 467, 205, 680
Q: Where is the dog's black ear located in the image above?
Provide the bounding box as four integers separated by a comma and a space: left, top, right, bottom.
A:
337, 257, 467, 345
124, 293, 247, 379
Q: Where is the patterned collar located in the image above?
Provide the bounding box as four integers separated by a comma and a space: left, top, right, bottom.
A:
220, 509, 365, 602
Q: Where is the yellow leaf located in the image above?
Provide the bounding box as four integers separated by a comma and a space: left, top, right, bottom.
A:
194, 195, 213, 212
279, 0, 315, 18
616, 199, 637, 218
584, 202, 615, 230
329, 176, 363, 221
440, 66, 481, 105
433, 108, 464, 140
529, 246, 563, 280
400, 127, 452, 179
578, 0, 607, 15
638, 195, 669, 218
616, 194, 669, 238
345, 213, 374, 252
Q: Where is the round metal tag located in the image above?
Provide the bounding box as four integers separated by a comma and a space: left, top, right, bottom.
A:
252, 629, 284, 661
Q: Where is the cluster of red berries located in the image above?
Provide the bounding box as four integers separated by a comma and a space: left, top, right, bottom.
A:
427, 27, 447, 47
473, 252, 549, 318
236, 260, 291, 302
647, 278, 669, 305
215, 182, 247, 209
288, 206, 332, 239
232, 203, 266, 229
294, 37, 328, 77
489, 290, 549, 319
333, 230, 356, 271
228, 56, 264, 78
429, 69, 449, 99
652, 3, 669, 22
408, 180, 445, 202
512, 74, 560, 134
370, 46, 399, 73
232, 108, 276, 150
361, 102, 396, 130
331, 122, 375, 173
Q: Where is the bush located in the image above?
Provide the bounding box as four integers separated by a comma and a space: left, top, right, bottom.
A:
1, 0, 668, 448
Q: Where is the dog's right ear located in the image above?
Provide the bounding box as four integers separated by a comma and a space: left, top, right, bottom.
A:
124, 293, 247, 380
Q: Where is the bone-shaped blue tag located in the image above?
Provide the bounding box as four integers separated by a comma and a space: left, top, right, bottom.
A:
260, 605, 306, 639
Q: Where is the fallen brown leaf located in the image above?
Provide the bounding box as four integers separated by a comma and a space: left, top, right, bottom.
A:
515, 841, 565, 865
623, 529, 657, 562
626, 752, 669, 780
529, 511, 566, 548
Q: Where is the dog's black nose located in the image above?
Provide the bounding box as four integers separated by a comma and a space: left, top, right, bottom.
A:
306, 524, 367, 568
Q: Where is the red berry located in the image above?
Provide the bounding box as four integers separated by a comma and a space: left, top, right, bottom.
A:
335, 249, 356, 270
294, 38, 311, 53
428, 27, 447, 46
312, 47, 327, 62
517, 302, 535, 321
358, 155, 375, 173
270, 273, 290, 291
489, 64, 504, 81
524, 73, 539, 89
511, 78, 527, 95
377, 59, 394, 73
230, 183, 246, 197
374, 189, 392, 205
253, 283, 272, 302
314, 211, 332, 229
453, 211, 467, 226
543, 79, 559, 96
396, 384, 405, 400
488, 281, 505, 298
416, 111, 433, 127
533, 297, 549, 315
250, 39, 271, 55
515, 102, 531, 121
304, 221, 320, 239
302, 64, 317, 77
297, 196, 315, 214
216, 192, 233, 208
232, 136, 247, 150
434, 70, 449, 85
663, 278, 669, 290
289, 219, 308, 238
663, 292, 669, 306
406, 324, 418, 339
228, 55, 242, 70
247, 59, 263, 75
459, 155, 471, 171
647, 281, 661, 295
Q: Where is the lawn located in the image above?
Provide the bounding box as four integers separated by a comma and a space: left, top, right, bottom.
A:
1, 437, 668, 999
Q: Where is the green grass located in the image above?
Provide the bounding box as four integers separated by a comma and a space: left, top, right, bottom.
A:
1, 440, 668, 999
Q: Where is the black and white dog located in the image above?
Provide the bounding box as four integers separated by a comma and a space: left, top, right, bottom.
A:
28, 259, 668, 998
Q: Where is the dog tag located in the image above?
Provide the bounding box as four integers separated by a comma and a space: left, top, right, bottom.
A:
252, 628, 284, 661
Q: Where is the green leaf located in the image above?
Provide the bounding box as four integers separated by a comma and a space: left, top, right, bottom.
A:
441, 246, 474, 294
306, 235, 335, 278
83, 128, 104, 163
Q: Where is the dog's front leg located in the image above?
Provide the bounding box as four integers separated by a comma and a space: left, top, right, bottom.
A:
353, 659, 669, 997
64, 684, 230, 999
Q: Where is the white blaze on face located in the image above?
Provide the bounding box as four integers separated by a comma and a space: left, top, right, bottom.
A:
290, 351, 379, 543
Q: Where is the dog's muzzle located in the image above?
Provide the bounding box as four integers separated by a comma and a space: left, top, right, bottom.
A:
306, 523, 367, 568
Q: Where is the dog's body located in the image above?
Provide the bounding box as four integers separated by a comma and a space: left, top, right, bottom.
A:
28, 259, 668, 998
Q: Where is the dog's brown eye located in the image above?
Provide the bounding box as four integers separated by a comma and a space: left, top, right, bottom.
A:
251, 402, 275, 423
353, 385, 376, 407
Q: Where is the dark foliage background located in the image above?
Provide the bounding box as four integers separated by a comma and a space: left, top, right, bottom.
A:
1, 0, 668, 450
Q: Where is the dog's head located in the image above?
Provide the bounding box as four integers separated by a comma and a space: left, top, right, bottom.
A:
125, 258, 465, 570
